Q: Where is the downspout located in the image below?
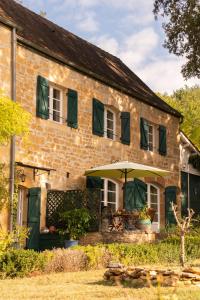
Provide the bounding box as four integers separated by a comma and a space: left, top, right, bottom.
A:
9, 27, 17, 232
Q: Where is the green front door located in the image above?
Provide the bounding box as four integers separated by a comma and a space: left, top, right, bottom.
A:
27, 187, 41, 250
125, 179, 147, 211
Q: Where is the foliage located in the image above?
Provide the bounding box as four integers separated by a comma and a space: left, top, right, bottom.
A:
0, 91, 31, 145
158, 85, 200, 149
44, 248, 88, 273
0, 164, 9, 212
153, 0, 200, 79
59, 208, 91, 240
138, 205, 151, 220
0, 249, 46, 278
189, 154, 200, 171
0, 226, 29, 256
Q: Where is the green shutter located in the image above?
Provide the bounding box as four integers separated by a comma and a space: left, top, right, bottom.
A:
92, 98, 104, 136
27, 187, 41, 250
181, 171, 188, 217
86, 176, 103, 189
165, 186, 177, 225
67, 89, 78, 128
140, 118, 149, 150
159, 125, 167, 155
121, 112, 130, 145
36, 75, 49, 119
125, 179, 147, 211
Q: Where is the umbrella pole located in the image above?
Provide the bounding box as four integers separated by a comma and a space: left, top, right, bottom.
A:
123, 170, 127, 209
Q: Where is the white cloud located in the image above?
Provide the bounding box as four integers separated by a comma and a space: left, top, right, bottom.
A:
135, 57, 200, 93
92, 35, 119, 56
76, 11, 99, 33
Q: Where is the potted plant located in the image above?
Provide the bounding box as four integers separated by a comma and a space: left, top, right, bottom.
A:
59, 208, 91, 248
135, 205, 152, 232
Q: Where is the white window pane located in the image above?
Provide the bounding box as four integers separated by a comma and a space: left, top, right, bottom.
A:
53, 111, 60, 122
107, 119, 114, 130
108, 181, 116, 191
53, 99, 60, 110
53, 88, 60, 100
150, 185, 157, 194
107, 130, 114, 139
107, 110, 113, 120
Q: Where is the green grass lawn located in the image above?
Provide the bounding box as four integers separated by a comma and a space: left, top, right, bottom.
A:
1, 269, 200, 300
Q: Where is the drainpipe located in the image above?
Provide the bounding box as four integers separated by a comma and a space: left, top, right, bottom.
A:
9, 27, 17, 232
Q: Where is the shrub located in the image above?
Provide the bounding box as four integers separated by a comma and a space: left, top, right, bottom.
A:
44, 248, 88, 273
0, 249, 46, 278
75, 244, 111, 269
0, 226, 29, 256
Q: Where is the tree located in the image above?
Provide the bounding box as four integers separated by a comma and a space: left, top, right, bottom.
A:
172, 202, 194, 267
153, 0, 200, 79
158, 85, 200, 149
0, 91, 31, 145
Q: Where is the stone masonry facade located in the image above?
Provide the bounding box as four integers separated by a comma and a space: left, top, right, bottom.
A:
0, 23, 181, 231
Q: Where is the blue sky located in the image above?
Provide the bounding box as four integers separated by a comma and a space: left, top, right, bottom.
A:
21, 0, 199, 93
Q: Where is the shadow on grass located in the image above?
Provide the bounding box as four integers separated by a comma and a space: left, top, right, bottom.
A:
87, 279, 146, 289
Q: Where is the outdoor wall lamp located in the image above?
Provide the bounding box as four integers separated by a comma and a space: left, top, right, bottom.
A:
18, 169, 26, 182
66, 172, 70, 178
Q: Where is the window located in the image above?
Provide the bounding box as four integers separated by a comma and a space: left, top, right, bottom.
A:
147, 122, 154, 151
104, 108, 116, 140
48, 86, 62, 123
101, 179, 119, 212
147, 184, 160, 232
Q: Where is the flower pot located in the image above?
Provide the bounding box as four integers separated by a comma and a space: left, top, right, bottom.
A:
64, 240, 79, 248
136, 219, 151, 232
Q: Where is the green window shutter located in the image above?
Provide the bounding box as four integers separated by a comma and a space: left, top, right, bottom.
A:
140, 118, 148, 150
86, 176, 103, 189
67, 89, 78, 129
92, 98, 104, 136
125, 179, 147, 211
165, 186, 177, 226
36, 75, 49, 119
121, 112, 130, 145
159, 125, 167, 156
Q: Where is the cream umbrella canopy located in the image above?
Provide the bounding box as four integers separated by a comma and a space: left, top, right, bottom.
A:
84, 161, 170, 207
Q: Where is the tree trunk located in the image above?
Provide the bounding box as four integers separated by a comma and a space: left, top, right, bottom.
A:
180, 231, 185, 267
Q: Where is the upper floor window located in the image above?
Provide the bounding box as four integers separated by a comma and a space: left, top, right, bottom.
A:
48, 86, 62, 123
101, 179, 119, 212
140, 118, 167, 155
104, 108, 116, 140
147, 122, 155, 151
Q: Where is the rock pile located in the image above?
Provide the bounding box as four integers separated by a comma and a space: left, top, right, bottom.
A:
104, 264, 200, 287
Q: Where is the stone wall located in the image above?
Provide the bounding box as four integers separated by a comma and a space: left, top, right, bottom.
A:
79, 231, 156, 245
0, 24, 12, 230
0, 36, 181, 230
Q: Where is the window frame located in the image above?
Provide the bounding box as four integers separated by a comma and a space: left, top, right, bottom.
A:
101, 178, 119, 211
147, 183, 160, 231
147, 121, 155, 152
104, 107, 116, 140
48, 85, 63, 124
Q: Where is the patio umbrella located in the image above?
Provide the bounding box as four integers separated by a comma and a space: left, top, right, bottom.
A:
84, 161, 170, 206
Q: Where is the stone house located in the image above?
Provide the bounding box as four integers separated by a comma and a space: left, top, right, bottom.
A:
0, 0, 182, 248
180, 132, 200, 216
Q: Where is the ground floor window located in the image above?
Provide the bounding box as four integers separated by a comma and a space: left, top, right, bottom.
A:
101, 179, 119, 212
147, 184, 160, 231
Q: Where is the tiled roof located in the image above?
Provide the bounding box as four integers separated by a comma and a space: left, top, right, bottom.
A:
0, 0, 181, 117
